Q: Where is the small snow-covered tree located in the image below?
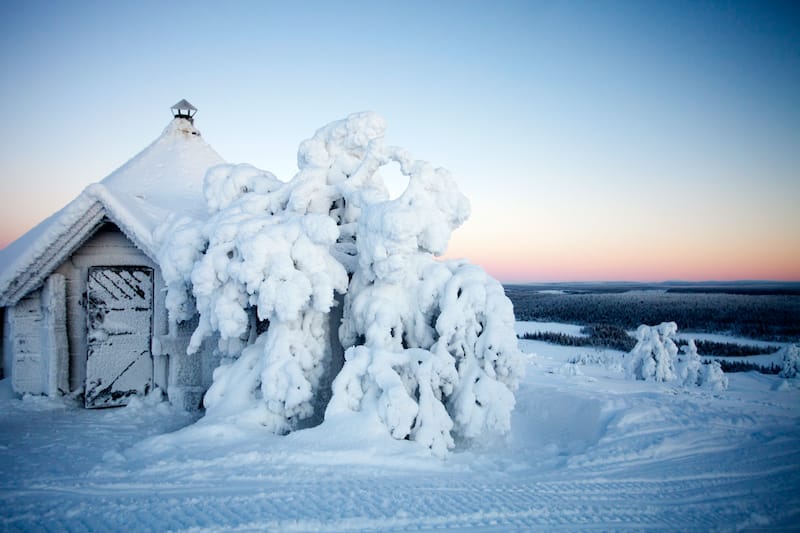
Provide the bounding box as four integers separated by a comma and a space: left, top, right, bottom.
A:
626, 323, 727, 390
155, 112, 525, 450
779, 344, 800, 379
626, 322, 679, 382
675, 339, 702, 386
699, 359, 728, 391
676, 340, 728, 391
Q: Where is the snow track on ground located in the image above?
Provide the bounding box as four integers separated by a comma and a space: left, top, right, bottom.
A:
4, 466, 798, 531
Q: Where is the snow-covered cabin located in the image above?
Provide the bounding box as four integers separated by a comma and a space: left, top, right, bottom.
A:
0, 102, 224, 410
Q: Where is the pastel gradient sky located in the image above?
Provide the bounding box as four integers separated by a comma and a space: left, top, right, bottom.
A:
1, 1, 798, 282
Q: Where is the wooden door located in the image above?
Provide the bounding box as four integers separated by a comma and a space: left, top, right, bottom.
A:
85, 266, 154, 408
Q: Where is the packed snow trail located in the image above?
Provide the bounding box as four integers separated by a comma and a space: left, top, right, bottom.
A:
4, 471, 798, 531
2, 337, 799, 531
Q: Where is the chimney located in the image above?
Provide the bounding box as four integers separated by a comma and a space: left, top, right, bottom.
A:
171, 99, 197, 124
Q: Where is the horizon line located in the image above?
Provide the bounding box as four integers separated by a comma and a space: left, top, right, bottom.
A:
501, 279, 800, 285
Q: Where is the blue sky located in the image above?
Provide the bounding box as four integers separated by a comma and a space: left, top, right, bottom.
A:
1, 1, 798, 281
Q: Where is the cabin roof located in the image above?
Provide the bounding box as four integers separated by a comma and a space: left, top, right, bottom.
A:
0, 117, 224, 306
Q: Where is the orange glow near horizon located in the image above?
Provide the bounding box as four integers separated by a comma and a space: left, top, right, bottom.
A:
445, 246, 800, 284
436, 184, 800, 283
2, 215, 798, 283
0, 229, 23, 251
2, 193, 798, 283
0, 220, 41, 252
443, 220, 800, 283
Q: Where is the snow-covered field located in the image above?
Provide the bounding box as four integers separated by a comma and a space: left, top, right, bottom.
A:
2, 331, 799, 531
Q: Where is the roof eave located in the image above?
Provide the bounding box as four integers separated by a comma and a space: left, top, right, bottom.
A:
0, 201, 107, 306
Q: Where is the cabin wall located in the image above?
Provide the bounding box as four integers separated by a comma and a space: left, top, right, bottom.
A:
3, 275, 70, 396
40, 274, 69, 395
53, 222, 216, 410
2, 222, 216, 409
54, 223, 167, 398
161, 315, 220, 411
7, 290, 44, 394
55, 222, 218, 407
4, 220, 369, 411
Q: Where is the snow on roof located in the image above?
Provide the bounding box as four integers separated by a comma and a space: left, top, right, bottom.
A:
0, 117, 224, 306
100, 118, 223, 219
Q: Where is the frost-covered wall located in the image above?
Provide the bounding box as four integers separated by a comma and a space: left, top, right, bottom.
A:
2, 221, 217, 408
161, 314, 221, 411
7, 290, 45, 394
60, 222, 217, 408
41, 274, 68, 396
4, 273, 69, 397
53, 223, 160, 393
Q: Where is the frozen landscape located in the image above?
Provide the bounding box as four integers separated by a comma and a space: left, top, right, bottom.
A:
2, 323, 799, 531
1, 112, 798, 531
1, 1, 799, 530
0, 110, 798, 531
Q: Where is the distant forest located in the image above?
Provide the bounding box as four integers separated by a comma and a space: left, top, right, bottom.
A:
506, 283, 800, 342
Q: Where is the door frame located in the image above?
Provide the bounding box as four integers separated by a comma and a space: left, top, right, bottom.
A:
84, 265, 154, 408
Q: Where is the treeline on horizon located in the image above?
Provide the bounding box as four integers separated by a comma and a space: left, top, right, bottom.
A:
506, 281, 800, 296
505, 285, 800, 342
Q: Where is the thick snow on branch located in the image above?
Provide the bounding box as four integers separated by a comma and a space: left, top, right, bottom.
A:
204, 163, 284, 213
156, 159, 350, 431
153, 215, 205, 324
189, 164, 348, 432
329, 153, 524, 455
626, 323, 727, 390
156, 111, 525, 450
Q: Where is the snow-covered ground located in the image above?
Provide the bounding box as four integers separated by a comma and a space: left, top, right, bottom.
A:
2, 331, 799, 531
519, 320, 789, 368
515, 320, 588, 337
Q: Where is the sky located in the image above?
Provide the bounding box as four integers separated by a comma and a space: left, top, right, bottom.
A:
0, 0, 798, 283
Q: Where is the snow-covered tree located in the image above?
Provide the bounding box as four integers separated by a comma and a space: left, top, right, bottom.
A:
153, 214, 206, 325
779, 344, 800, 379
699, 359, 728, 391
328, 153, 524, 454
626, 323, 727, 390
156, 161, 349, 433
626, 322, 679, 382
676, 339, 728, 391
155, 112, 525, 449
675, 339, 702, 386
